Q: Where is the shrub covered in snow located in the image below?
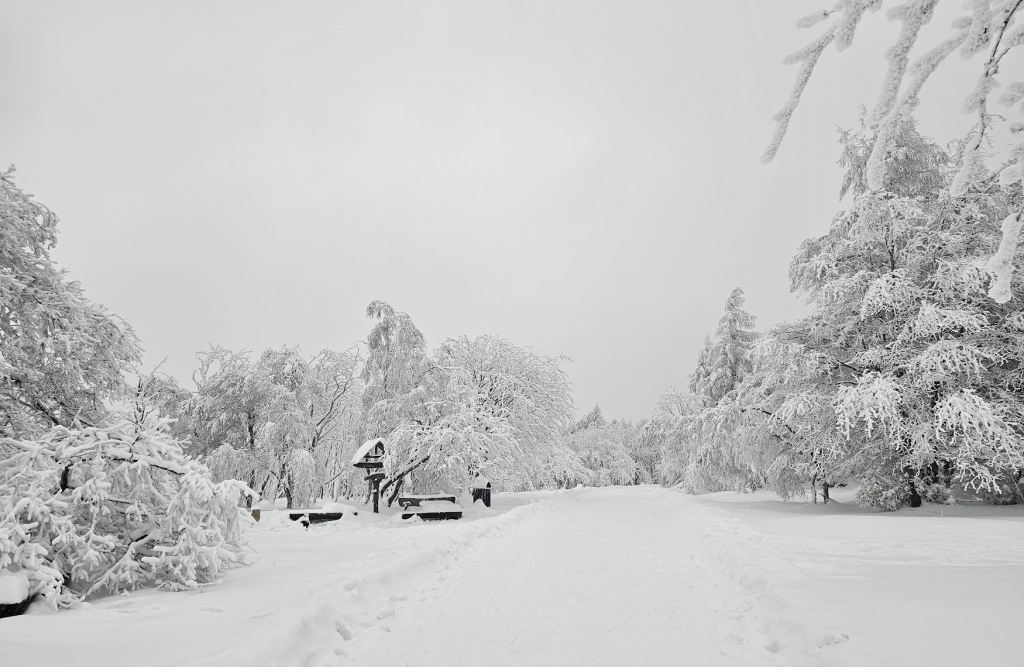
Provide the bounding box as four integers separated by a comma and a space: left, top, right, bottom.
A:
0, 419, 254, 609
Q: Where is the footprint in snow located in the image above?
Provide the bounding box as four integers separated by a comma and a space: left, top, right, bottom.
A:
817, 632, 850, 648
333, 620, 353, 641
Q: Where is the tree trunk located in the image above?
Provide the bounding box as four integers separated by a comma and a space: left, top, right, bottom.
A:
387, 477, 405, 508
379, 456, 430, 499
907, 475, 922, 508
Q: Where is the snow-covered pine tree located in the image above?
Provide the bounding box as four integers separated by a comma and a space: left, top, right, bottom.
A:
701, 289, 758, 406
571, 405, 607, 433
655, 290, 760, 493
688, 336, 715, 405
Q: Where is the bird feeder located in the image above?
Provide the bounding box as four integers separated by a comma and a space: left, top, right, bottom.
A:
351, 438, 386, 513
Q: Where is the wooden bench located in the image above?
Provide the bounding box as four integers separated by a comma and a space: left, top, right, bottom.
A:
396, 494, 458, 509
287, 510, 357, 527
398, 495, 463, 521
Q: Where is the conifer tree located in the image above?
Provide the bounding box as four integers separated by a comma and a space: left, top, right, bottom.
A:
701, 289, 758, 405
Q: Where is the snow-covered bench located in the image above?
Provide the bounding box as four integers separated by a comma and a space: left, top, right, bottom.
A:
396, 494, 458, 509
0, 569, 31, 619
286, 502, 359, 528
398, 495, 463, 521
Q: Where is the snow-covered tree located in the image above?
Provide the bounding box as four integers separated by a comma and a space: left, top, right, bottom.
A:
571, 405, 607, 433
379, 333, 575, 499
688, 336, 715, 404
765, 1, 1024, 299
360, 301, 430, 443
0, 396, 253, 608
696, 289, 758, 406
644, 390, 702, 485
183, 345, 360, 508
656, 289, 760, 493
566, 419, 643, 487
738, 121, 1024, 507
0, 168, 140, 438
625, 418, 659, 482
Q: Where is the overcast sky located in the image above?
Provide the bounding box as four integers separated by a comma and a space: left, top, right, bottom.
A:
0, 1, 1012, 419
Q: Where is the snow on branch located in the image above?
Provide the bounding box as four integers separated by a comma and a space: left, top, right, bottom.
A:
762, 1, 881, 162
762, 26, 837, 163
933, 389, 1024, 492
986, 207, 1024, 303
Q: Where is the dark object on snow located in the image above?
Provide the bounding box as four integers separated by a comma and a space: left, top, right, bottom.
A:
398, 495, 463, 521
287, 511, 352, 528
399, 512, 464, 522
907, 472, 923, 507
403, 509, 463, 521
364, 472, 386, 514
0, 597, 31, 619
251, 509, 261, 522
472, 481, 492, 507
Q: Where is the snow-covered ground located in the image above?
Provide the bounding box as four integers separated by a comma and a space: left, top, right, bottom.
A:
3, 486, 1023, 666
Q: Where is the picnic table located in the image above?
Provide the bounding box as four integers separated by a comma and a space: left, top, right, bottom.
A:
396, 494, 458, 509
286, 502, 359, 528
398, 495, 463, 521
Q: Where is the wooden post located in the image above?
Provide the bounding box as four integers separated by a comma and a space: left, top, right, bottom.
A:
354, 439, 386, 513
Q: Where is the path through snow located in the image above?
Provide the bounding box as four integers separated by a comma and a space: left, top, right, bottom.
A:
3, 486, 1022, 666
337, 487, 807, 666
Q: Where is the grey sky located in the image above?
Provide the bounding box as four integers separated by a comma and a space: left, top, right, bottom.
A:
0, 1, 1009, 419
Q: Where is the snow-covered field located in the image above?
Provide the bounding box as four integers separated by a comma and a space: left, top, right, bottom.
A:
3, 486, 1023, 666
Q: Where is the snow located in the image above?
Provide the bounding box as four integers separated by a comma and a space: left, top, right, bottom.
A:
351, 438, 384, 465
987, 209, 1024, 304
318, 501, 358, 514
1, 486, 1022, 666
0, 569, 29, 605
401, 500, 461, 513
